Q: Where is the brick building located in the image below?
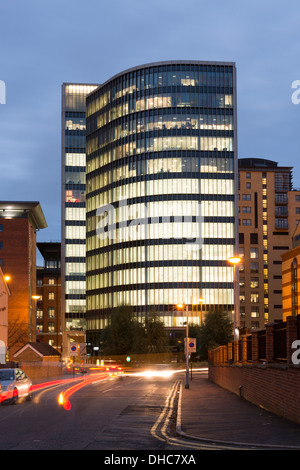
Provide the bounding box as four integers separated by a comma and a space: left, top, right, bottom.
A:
0, 202, 47, 358
36, 242, 61, 352
238, 159, 300, 330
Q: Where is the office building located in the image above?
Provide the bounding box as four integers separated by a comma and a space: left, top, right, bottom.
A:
61, 83, 98, 355
238, 158, 300, 329
0, 201, 47, 358
36, 242, 61, 350
85, 61, 238, 347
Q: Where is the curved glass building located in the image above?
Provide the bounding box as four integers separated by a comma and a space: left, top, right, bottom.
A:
85, 61, 238, 336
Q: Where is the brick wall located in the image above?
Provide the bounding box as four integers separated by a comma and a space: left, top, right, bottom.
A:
208, 315, 300, 425
209, 363, 300, 425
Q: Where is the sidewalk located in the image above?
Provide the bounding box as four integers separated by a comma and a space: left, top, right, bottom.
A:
177, 369, 300, 449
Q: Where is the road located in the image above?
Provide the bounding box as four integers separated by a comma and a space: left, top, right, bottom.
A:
0, 368, 193, 451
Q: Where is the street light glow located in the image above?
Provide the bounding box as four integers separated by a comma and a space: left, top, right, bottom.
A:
228, 256, 241, 264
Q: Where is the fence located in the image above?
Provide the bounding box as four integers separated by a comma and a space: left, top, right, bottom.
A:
208, 315, 299, 366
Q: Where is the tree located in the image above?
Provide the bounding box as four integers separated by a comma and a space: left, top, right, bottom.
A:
189, 308, 233, 360
145, 313, 169, 353
101, 306, 146, 355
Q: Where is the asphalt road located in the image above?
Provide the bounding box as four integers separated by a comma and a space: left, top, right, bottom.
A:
0, 370, 188, 451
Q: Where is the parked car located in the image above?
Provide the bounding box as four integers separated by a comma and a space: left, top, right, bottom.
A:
0, 368, 33, 404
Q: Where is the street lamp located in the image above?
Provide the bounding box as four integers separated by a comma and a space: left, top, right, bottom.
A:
228, 256, 241, 341
177, 302, 189, 389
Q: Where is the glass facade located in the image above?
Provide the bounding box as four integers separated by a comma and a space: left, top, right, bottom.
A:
85, 61, 238, 332
61, 83, 98, 335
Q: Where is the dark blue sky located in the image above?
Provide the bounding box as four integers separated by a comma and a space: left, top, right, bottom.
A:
0, 0, 300, 245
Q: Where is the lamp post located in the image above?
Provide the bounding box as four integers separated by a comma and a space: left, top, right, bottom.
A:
177, 303, 189, 389
228, 256, 241, 341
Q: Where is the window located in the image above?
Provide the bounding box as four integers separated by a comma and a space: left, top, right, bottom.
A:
246, 172, 251, 179
250, 278, 259, 288
242, 207, 251, 213
296, 195, 300, 202
0, 224, 3, 232
251, 293, 259, 303
37, 309, 43, 319
250, 247, 258, 258
250, 233, 258, 244
48, 292, 55, 300
246, 183, 251, 189
49, 279, 55, 285
48, 307, 55, 318
242, 219, 251, 226
242, 194, 251, 201
250, 263, 259, 273
251, 307, 259, 318
0, 241, 3, 249
291, 258, 298, 316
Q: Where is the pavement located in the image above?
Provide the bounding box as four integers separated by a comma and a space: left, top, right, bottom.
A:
177, 368, 300, 449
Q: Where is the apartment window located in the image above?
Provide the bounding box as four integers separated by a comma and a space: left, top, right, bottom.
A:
296, 195, 300, 202
0, 242, 3, 250
246, 183, 251, 189
251, 293, 259, 303
296, 208, 300, 214
291, 258, 298, 316
239, 233, 244, 244
275, 219, 288, 229
37, 309, 43, 319
48, 322, 55, 332
239, 278, 245, 288
239, 294, 245, 303
242, 219, 251, 226
250, 278, 259, 288
250, 247, 258, 258
242, 207, 251, 213
250, 263, 259, 273
250, 233, 258, 244
0, 224, 3, 232
49, 279, 55, 285
48, 307, 55, 319
48, 292, 55, 300
251, 307, 259, 318
246, 172, 251, 179
242, 194, 251, 201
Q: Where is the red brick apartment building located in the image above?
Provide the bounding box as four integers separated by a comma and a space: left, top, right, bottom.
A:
0, 202, 47, 359
36, 242, 61, 352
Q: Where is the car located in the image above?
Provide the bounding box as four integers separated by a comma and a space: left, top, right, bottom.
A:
0, 368, 33, 404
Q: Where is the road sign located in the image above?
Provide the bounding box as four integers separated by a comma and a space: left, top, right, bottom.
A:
184, 337, 196, 354
69, 343, 78, 355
